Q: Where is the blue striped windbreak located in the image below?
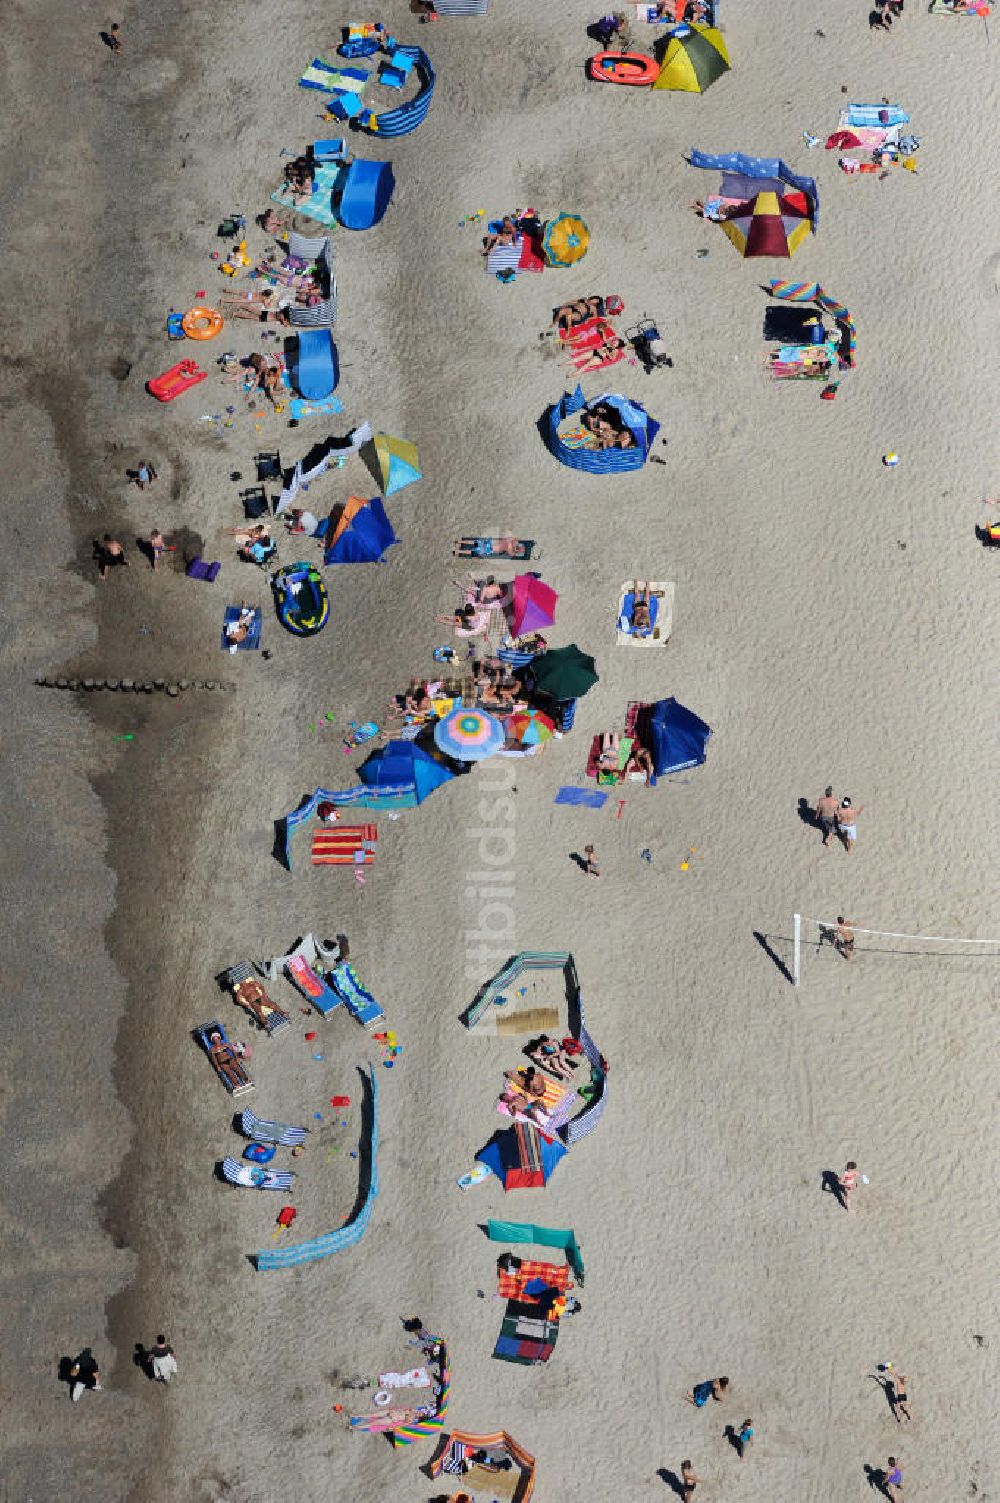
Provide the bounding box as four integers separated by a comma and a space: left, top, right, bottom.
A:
546, 385, 659, 474
362, 47, 435, 138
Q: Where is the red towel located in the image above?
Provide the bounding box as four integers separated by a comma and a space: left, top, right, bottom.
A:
518, 232, 545, 273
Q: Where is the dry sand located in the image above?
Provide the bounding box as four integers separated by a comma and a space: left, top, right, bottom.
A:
1, 1, 998, 1500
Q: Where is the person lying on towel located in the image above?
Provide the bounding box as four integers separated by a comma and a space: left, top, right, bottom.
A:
225, 604, 257, 644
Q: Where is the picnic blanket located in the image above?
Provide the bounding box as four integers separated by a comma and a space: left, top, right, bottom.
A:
496, 1258, 572, 1303
493, 1311, 560, 1365
271, 163, 342, 228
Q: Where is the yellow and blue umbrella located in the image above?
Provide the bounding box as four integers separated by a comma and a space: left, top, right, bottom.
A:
542, 213, 590, 268
434, 707, 505, 762
652, 23, 730, 94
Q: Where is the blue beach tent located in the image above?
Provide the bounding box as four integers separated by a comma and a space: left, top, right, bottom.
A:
323, 495, 397, 564
358, 740, 453, 802
649, 696, 712, 778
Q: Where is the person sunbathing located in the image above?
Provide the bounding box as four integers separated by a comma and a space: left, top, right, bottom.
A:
434, 603, 488, 636
632, 583, 652, 631
223, 523, 269, 543
627, 744, 654, 783
574, 333, 627, 371
208, 1031, 250, 1090
527, 1035, 578, 1081
598, 731, 621, 774
246, 352, 282, 403
482, 216, 517, 255
453, 536, 528, 559
233, 978, 289, 1031
285, 156, 315, 205
225, 604, 256, 644
453, 573, 506, 608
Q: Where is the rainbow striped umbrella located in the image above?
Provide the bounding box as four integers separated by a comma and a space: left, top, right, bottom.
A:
434, 707, 505, 761
504, 708, 556, 748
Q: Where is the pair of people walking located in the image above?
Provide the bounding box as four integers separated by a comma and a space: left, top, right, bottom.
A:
814, 786, 865, 853
679, 1375, 753, 1502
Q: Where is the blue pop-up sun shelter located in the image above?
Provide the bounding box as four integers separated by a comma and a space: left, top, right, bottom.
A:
649, 696, 712, 778
358, 739, 453, 802
323, 495, 397, 564
338, 158, 395, 229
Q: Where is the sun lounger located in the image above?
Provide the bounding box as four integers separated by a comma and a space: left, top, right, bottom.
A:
338, 159, 396, 230
222, 1156, 295, 1191
294, 328, 337, 401
239, 1109, 308, 1146
194, 1020, 254, 1097
261, 932, 345, 983
285, 952, 343, 1018
222, 962, 291, 1037
330, 961, 385, 1026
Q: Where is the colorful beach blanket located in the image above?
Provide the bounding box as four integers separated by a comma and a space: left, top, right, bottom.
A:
496, 1258, 572, 1303
288, 394, 344, 421
299, 58, 370, 92
271, 163, 342, 228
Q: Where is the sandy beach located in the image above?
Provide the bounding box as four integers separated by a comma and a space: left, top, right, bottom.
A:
2, 1, 998, 1500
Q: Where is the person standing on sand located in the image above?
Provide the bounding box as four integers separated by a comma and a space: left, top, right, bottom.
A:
149, 1334, 178, 1383
834, 917, 856, 960
583, 844, 600, 877
892, 1373, 911, 1424
108, 22, 123, 53
681, 1461, 704, 1503
735, 1419, 754, 1459
148, 529, 167, 569
814, 786, 839, 847
885, 1456, 904, 1501
68, 1348, 102, 1402
836, 797, 864, 854
135, 460, 157, 490
838, 1160, 864, 1212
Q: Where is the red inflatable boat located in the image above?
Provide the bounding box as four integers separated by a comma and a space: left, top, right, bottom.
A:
589, 51, 660, 85
147, 359, 208, 402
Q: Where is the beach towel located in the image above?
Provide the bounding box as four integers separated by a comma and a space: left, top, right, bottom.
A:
502, 1069, 570, 1114
554, 786, 607, 808
518, 232, 545, 273
487, 237, 523, 276
377, 1368, 431, 1389
569, 335, 625, 372
311, 824, 378, 865
271, 164, 342, 228
221, 605, 262, 652
288, 394, 344, 421
299, 58, 369, 92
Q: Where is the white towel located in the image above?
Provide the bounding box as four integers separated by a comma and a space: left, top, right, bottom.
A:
376, 1366, 430, 1389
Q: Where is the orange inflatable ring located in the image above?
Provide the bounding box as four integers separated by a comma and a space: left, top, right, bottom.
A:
181, 305, 224, 340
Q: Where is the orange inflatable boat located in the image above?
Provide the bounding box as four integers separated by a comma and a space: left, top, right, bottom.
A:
589, 51, 660, 85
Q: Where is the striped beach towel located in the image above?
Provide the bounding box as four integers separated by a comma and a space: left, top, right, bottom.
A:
311, 823, 378, 866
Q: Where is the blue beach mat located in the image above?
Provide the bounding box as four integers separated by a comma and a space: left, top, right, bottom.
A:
271, 163, 344, 228
221, 605, 262, 652
554, 786, 608, 808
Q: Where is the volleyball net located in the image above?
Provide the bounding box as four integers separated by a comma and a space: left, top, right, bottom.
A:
791, 913, 1000, 985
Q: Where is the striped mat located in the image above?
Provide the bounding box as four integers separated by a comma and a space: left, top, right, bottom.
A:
312, 824, 377, 865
